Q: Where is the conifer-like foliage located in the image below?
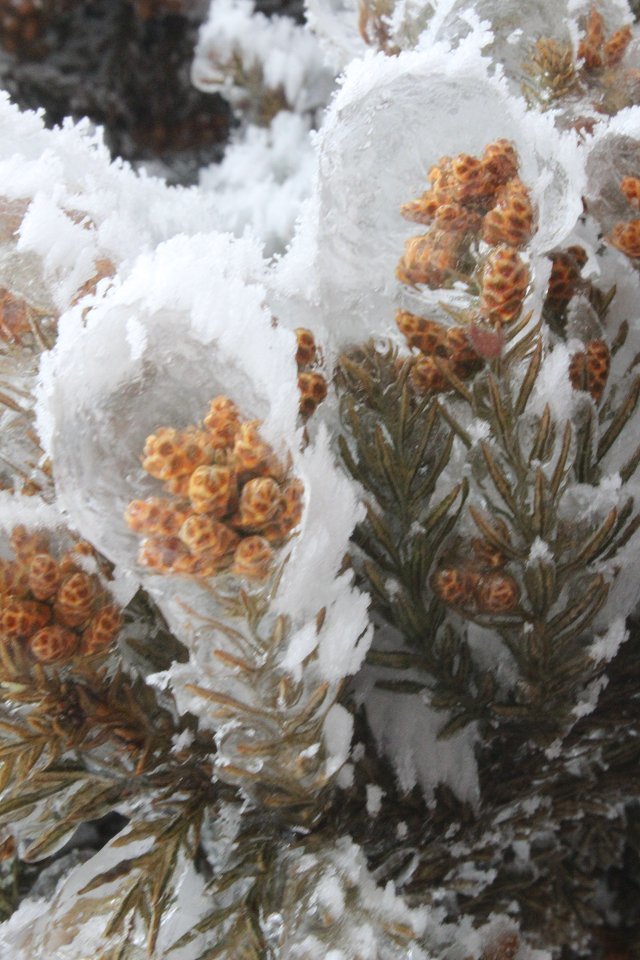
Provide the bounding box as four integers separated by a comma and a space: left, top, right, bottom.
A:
2, 2, 640, 959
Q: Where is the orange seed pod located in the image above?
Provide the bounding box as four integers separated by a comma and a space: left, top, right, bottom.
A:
608, 219, 640, 259
410, 356, 451, 393
232, 536, 274, 579
0, 288, 30, 344
544, 250, 584, 315
0, 561, 29, 599
603, 24, 632, 66
295, 328, 318, 368
82, 604, 123, 655
396, 230, 462, 288
233, 421, 278, 476
482, 139, 519, 188
395, 310, 447, 355
138, 536, 186, 573
620, 176, 640, 209
29, 625, 78, 664
124, 497, 190, 536
400, 193, 440, 225
298, 371, 328, 418
480, 245, 529, 326
569, 338, 610, 403
10, 526, 48, 561
475, 572, 520, 613
188, 465, 238, 516
203, 396, 241, 448
235, 477, 283, 530
446, 327, 484, 379
142, 427, 209, 480
28, 553, 61, 601
0, 599, 52, 639
179, 515, 239, 559
481, 178, 534, 248
451, 153, 493, 202
431, 568, 480, 608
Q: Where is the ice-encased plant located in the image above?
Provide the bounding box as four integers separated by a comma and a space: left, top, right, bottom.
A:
39, 229, 372, 821
0, 0, 639, 957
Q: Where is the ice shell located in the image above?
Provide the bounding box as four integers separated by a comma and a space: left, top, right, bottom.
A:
273, 45, 584, 353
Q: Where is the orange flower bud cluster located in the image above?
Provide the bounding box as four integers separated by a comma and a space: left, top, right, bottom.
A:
126, 396, 305, 581
431, 529, 519, 615
395, 311, 483, 395
578, 7, 632, 71
396, 141, 533, 327
568, 338, 610, 403
0, 527, 122, 665
294, 328, 328, 419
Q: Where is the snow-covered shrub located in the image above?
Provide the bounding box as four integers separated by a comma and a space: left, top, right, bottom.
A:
0, 0, 639, 957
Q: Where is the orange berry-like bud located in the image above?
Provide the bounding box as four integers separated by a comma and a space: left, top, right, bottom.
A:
0, 288, 30, 344
608, 219, 640, 259
410, 355, 451, 393
544, 250, 584, 316
234, 477, 283, 530
471, 538, 507, 569
400, 193, 440, 225
480, 245, 529, 326
124, 497, 190, 536
262, 479, 305, 541
603, 24, 632, 67
142, 427, 210, 480
427, 158, 457, 206
28, 553, 61, 601
434, 202, 482, 234
203, 396, 242, 448
620, 176, 640, 209
451, 153, 493, 202
233, 421, 278, 476
431, 568, 480, 608
10, 525, 48, 561
578, 8, 605, 69
179, 515, 239, 559
82, 604, 123, 655
475, 572, 520, 613
280, 479, 305, 529
396, 230, 462, 288
446, 327, 484, 379
298, 371, 328, 418
481, 178, 534, 248
29, 625, 78, 664
188, 465, 238, 516
295, 328, 318, 368
56, 571, 96, 611
0, 560, 29, 598
138, 536, 186, 573
569, 338, 610, 403
163, 475, 192, 497
0, 599, 51, 639
232, 536, 274, 580
482, 140, 519, 188
395, 310, 448, 355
